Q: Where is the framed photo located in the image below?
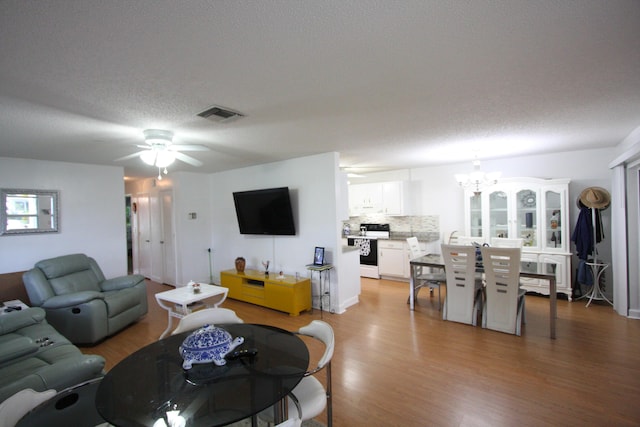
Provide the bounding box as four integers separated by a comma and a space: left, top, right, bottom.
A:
314, 247, 325, 266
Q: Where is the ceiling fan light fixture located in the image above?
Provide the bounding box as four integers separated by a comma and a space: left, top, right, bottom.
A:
140, 150, 157, 166
140, 149, 175, 168
155, 150, 176, 168
143, 129, 173, 144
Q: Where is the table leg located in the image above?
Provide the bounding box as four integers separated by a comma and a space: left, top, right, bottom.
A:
409, 264, 415, 310
155, 298, 176, 339
160, 308, 175, 339
550, 276, 556, 340
204, 292, 228, 308
274, 396, 288, 424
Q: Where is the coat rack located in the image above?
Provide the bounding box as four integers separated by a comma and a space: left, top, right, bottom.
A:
577, 187, 612, 307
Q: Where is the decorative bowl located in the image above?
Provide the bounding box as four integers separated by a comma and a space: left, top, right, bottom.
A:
179, 325, 244, 370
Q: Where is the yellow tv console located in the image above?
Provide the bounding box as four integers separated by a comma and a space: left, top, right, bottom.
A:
220, 269, 311, 316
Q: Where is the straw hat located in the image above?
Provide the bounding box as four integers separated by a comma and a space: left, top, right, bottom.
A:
579, 187, 610, 209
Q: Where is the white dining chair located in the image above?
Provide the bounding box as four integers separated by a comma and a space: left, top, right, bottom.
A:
440, 244, 484, 326
170, 308, 244, 335
406, 237, 446, 310
260, 320, 334, 427
454, 236, 486, 246
481, 246, 526, 335
274, 394, 303, 427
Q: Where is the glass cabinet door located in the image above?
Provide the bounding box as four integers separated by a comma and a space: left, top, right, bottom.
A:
488, 190, 508, 238
469, 194, 482, 238
516, 188, 537, 247
544, 189, 563, 251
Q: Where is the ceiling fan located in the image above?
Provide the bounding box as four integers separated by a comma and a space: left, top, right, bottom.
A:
116, 129, 210, 179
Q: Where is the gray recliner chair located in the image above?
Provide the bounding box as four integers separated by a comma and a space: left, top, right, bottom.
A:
23, 253, 148, 344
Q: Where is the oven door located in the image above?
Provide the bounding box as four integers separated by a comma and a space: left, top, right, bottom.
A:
347, 238, 378, 266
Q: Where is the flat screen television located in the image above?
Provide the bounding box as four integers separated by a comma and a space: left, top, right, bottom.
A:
232, 187, 296, 235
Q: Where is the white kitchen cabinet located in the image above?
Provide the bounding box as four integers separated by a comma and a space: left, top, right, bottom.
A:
378, 239, 429, 279
349, 181, 409, 216
348, 183, 383, 216
378, 240, 407, 278
381, 181, 409, 215
464, 177, 572, 299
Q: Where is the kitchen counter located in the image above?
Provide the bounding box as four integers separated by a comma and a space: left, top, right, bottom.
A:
343, 232, 440, 242
388, 231, 440, 242
342, 245, 360, 253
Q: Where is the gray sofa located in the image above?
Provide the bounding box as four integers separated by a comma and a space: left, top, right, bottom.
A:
0, 307, 105, 403
23, 253, 148, 344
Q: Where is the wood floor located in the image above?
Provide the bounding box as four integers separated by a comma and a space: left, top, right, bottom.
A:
81, 278, 640, 427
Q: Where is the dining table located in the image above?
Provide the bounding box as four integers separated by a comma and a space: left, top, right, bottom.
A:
409, 254, 559, 339
95, 323, 309, 427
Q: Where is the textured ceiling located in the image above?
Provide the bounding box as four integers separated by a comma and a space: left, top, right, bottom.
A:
1, 1, 639, 178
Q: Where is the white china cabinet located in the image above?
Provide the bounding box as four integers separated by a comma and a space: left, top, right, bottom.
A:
463, 177, 572, 299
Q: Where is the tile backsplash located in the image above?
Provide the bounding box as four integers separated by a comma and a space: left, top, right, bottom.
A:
344, 215, 439, 234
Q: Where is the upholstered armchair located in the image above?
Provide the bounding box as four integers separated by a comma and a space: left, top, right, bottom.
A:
23, 253, 148, 344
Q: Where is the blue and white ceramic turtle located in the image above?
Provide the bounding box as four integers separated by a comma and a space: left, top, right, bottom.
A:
179, 325, 244, 369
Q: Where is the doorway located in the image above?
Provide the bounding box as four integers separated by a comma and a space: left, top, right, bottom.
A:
125, 195, 133, 274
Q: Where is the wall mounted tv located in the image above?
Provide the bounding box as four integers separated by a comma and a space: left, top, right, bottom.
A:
232, 187, 296, 235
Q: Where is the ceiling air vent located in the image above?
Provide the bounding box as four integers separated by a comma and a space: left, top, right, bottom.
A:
197, 105, 245, 123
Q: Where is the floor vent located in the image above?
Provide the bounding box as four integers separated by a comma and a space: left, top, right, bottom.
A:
197, 105, 245, 123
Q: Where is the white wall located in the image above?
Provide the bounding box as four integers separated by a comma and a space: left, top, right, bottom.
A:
207, 152, 358, 313
0, 157, 127, 277
172, 172, 214, 284
125, 153, 359, 313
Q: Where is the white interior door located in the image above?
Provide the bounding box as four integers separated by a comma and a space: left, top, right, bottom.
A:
161, 190, 176, 286
136, 194, 151, 278
149, 192, 162, 282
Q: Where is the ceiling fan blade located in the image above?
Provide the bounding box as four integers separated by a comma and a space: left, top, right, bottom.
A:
169, 144, 210, 152
114, 151, 146, 162
174, 152, 203, 167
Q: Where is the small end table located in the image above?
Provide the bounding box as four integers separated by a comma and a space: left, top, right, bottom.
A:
306, 264, 334, 317
155, 283, 228, 338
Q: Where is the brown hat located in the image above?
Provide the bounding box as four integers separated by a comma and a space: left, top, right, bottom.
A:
579, 187, 610, 209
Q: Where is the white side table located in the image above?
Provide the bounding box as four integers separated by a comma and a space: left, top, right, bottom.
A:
155, 283, 228, 338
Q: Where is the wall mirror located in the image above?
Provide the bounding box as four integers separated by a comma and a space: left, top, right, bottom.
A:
1, 189, 59, 235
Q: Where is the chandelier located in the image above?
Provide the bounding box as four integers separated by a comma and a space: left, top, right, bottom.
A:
454, 157, 501, 195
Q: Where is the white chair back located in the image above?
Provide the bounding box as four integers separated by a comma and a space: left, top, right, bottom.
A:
171, 308, 243, 335
260, 320, 334, 426
481, 246, 524, 335
455, 236, 486, 246
299, 320, 335, 371
297, 320, 334, 426
441, 244, 483, 325
490, 237, 524, 248
406, 237, 425, 259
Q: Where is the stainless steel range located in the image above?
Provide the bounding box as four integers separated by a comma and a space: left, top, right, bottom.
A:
346, 223, 390, 278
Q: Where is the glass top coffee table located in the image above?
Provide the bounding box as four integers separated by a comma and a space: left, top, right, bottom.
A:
96, 323, 309, 427
155, 283, 229, 338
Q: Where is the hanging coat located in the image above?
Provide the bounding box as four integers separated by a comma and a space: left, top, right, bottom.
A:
571, 206, 593, 260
